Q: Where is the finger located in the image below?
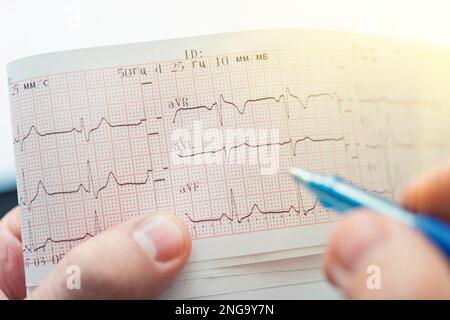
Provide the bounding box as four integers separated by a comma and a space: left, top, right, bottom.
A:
30, 212, 191, 299
324, 211, 450, 299
401, 157, 450, 222
0, 207, 26, 299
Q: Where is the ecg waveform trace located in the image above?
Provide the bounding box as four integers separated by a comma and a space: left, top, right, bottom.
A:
172, 87, 343, 125
14, 116, 148, 151
19, 161, 162, 210
24, 230, 95, 253
24, 190, 320, 253
22, 210, 102, 253
185, 189, 319, 224
14, 86, 341, 153
13, 85, 426, 155
176, 136, 345, 159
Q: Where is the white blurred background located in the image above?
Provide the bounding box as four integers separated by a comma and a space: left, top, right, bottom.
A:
1, 0, 450, 192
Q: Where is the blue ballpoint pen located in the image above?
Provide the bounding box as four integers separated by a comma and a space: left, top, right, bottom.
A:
289, 167, 450, 258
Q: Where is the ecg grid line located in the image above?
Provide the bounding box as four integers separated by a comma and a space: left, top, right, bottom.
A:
9, 46, 448, 269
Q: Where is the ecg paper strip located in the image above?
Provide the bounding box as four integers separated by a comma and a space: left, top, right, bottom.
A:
7, 30, 450, 286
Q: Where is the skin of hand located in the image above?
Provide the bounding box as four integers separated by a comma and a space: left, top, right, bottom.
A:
0, 212, 191, 299
1, 161, 450, 299
324, 158, 450, 299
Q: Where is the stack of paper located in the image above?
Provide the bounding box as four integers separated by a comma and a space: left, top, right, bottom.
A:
7, 30, 450, 298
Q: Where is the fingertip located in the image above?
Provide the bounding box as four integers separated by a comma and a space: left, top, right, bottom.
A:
325, 210, 450, 299
399, 157, 450, 220
327, 211, 389, 267
325, 211, 390, 290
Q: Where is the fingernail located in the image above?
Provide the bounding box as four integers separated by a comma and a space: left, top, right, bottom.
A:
133, 214, 185, 262
328, 214, 388, 289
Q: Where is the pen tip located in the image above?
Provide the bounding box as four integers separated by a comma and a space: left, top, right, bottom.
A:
289, 167, 314, 182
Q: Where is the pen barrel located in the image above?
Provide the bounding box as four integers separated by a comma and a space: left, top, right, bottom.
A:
415, 215, 450, 258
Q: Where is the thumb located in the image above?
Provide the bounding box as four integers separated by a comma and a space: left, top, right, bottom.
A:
324, 211, 450, 299
30, 212, 191, 299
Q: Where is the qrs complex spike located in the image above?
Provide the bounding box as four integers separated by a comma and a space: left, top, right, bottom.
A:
172, 87, 343, 125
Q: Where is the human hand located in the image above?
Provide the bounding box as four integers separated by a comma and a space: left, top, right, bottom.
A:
324, 158, 450, 299
0, 211, 191, 299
